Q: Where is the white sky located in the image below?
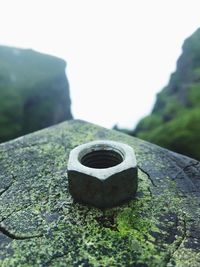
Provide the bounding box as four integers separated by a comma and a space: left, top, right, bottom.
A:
0, 0, 200, 129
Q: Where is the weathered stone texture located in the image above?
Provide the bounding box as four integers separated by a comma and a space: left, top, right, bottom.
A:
0, 120, 200, 266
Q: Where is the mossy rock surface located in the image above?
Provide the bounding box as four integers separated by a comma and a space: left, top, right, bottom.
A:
0, 45, 72, 143
0, 120, 200, 267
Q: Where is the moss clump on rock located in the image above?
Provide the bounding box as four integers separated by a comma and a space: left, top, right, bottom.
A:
0, 120, 200, 266
0, 45, 72, 143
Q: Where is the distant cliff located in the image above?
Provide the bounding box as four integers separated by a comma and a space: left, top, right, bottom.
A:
0, 45, 73, 143
134, 28, 200, 160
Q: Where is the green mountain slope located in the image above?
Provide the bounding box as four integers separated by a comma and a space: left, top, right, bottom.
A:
0, 46, 72, 142
134, 28, 200, 160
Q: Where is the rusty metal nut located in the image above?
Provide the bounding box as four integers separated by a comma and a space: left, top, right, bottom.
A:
67, 140, 138, 208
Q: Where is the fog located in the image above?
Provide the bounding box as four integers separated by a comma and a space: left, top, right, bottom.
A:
1, 0, 200, 128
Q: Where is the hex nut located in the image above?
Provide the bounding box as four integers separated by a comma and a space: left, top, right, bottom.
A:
67, 140, 138, 208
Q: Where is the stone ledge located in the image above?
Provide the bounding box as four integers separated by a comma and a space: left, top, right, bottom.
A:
0, 120, 200, 266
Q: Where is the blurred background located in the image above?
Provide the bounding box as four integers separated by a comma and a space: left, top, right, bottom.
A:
0, 0, 200, 160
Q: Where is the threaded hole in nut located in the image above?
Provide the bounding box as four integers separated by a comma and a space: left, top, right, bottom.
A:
80, 150, 123, 169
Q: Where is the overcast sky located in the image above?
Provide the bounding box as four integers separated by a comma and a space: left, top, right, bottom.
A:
0, 0, 200, 129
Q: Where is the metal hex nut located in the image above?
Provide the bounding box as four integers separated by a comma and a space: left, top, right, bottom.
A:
67, 140, 138, 208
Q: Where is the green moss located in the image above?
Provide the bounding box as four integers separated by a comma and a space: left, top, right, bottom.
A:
0, 120, 199, 266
